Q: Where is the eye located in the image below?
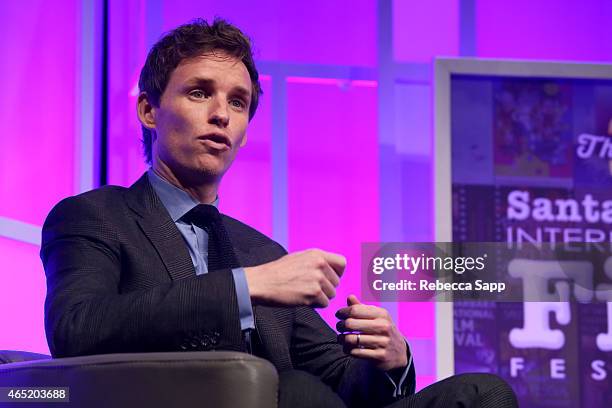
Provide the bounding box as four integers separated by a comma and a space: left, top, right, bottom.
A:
189, 89, 209, 99
230, 99, 246, 109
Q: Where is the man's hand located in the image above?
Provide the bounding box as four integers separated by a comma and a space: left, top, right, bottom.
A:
336, 295, 408, 371
244, 249, 345, 308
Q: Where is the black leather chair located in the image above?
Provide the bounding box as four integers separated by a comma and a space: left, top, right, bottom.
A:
0, 350, 278, 407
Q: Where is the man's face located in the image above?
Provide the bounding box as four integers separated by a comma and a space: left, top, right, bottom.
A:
148, 52, 252, 184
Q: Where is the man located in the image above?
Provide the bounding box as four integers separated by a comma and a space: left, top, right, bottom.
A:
41, 19, 517, 408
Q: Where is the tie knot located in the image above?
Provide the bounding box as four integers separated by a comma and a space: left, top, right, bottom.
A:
182, 204, 222, 229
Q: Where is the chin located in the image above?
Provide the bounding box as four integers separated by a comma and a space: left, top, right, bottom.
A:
191, 161, 227, 182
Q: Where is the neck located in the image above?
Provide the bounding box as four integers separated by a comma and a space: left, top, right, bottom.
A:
152, 160, 218, 204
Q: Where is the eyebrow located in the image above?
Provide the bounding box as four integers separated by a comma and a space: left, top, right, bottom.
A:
184, 77, 252, 101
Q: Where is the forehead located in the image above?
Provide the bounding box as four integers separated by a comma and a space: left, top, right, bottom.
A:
168, 52, 252, 90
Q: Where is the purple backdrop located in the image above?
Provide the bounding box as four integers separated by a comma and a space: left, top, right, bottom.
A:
1, 0, 612, 397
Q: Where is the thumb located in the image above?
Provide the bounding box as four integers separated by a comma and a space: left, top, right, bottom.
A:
347, 294, 362, 306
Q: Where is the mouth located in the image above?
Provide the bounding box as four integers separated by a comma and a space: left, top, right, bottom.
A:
197, 133, 231, 151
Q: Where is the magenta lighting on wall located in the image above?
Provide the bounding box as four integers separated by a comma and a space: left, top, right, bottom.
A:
0, 1, 100, 354
286, 77, 379, 323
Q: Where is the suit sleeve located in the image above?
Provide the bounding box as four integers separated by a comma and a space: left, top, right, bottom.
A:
41, 195, 244, 358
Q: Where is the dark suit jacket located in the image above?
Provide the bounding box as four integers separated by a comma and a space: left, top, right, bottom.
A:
41, 173, 416, 407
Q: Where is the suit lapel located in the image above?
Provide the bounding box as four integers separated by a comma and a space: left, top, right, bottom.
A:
125, 173, 196, 281
138, 217, 196, 281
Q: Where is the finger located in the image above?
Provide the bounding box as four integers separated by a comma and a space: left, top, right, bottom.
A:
337, 317, 392, 334
349, 347, 385, 361
347, 294, 361, 306
335, 307, 350, 319
322, 263, 340, 288
338, 333, 389, 349
338, 333, 363, 354
321, 251, 346, 277
338, 334, 358, 355
336, 304, 385, 320
319, 273, 337, 301
313, 289, 330, 308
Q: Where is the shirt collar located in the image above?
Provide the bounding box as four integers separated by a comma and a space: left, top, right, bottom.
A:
147, 168, 219, 222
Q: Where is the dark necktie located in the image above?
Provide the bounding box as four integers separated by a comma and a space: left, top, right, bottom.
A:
182, 204, 240, 271
182, 204, 260, 355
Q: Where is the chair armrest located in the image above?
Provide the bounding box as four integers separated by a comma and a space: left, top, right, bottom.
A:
0, 351, 278, 408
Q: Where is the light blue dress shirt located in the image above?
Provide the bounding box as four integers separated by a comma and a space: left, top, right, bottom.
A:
387, 346, 412, 397
147, 169, 255, 331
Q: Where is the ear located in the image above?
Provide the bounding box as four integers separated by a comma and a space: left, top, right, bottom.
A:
137, 92, 157, 131
239, 132, 248, 148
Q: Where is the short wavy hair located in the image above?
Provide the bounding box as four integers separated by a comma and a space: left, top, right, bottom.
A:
138, 18, 262, 164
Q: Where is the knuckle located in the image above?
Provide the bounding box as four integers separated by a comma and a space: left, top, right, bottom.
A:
309, 248, 322, 258
315, 270, 326, 283
305, 285, 320, 301
379, 320, 392, 333
311, 256, 325, 270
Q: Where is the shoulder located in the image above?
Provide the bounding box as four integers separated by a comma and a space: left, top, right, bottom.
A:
42, 185, 129, 242
45, 185, 127, 220
221, 214, 287, 255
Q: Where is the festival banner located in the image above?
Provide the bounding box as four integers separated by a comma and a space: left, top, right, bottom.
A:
450, 72, 612, 407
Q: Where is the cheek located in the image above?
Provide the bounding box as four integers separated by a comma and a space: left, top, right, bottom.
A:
232, 117, 249, 144
159, 100, 202, 133
157, 111, 202, 149
168, 109, 200, 136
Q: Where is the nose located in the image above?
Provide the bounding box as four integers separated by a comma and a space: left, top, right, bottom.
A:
208, 97, 229, 128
